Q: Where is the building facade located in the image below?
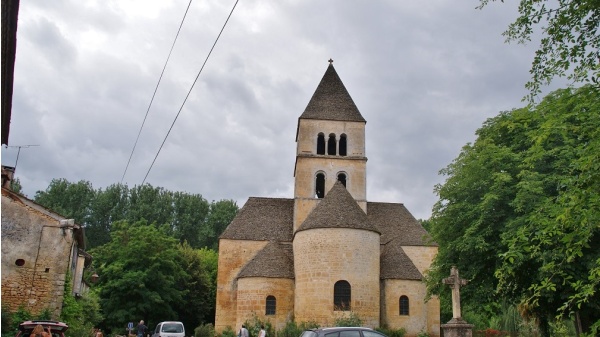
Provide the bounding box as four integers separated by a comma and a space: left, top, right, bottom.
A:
215, 63, 440, 337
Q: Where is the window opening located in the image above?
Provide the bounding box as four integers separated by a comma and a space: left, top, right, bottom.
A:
337, 173, 347, 187
327, 134, 337, 155
316, 173, 325, 198
333, 280, 351, 311
317, 133, 326, 155
266, 295, 276, 315
399, 295, 409, 315
339, 134, 347, 156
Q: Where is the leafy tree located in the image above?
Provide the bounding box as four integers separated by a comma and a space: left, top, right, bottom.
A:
34, 179, 96, 224
201, 200, 238, 250
10, 177, 22, 194
86, 183, 130, 248
91, 220, 188, 332
478, 0, 600, 101
427, 85, 599, 336
175, 244, 218, 330
171, 192, 210, 247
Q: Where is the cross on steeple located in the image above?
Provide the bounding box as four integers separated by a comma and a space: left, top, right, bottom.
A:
443, 266, 468, 321
328, 58, 334, 64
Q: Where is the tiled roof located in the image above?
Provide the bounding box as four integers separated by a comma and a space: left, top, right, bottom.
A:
296, 181, 379, 234
380, 240, 423, 280
219, 197, 294, 242
367, 202, 437, 246
299, 64, 366, 122
237, 241, 294, 279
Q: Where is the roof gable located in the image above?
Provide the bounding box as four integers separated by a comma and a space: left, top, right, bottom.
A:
296, 181, 379, 234
220, 197, 294, 241
300, 63, 365, 122
367, 201, 436, 246
237, 241, 294, 279
380, 240, 423, 280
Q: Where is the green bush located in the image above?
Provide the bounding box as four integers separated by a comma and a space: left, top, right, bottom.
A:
333, 312, 362, 327
194, 323, 215, 337
243, 314, 273, 337
276, 320, 320, 337
375, 326, 406, 337
218, 326, 236, 337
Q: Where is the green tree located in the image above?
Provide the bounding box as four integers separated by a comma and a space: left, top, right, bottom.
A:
91, 220, 188, 332
10, 177, 22, 194
201, 200, 238, 250
427, 85, 599, 336
171, 192, 210, 248
86, 183, 130, 248
176, 245, 218, 329
34, 179, 96, 224
479, 0, 600, 101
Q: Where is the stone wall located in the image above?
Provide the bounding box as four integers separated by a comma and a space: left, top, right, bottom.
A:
215, 239, 268, 332
1, 193, 74, 317
293, 227, 380, 327
236, 277, 294, 331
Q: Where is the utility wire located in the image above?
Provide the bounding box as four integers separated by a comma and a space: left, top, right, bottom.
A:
142, 0, 240, 185
120, 0, 194, 184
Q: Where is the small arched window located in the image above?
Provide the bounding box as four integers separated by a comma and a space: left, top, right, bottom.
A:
317, 133, 326, 155
337, 173, 347, 187
399, 295, 409, 315
266, 295, 276, 315
333, 280, 351, 311
339, 134, 347, 156
316, 173, 325, 198
327, 134, 337, 155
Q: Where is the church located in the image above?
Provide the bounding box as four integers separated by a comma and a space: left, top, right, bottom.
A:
215, 61, 440, 337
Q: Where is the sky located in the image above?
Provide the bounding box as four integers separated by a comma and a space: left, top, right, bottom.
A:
2, 0, 554, 220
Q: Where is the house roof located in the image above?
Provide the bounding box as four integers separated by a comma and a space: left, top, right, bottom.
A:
237, 241, 295, 279
368, 201, 436, 246
220, 197, 294, 242
296, 181, 379, 234
380, 240, 423, 280
299, 63, 366, 123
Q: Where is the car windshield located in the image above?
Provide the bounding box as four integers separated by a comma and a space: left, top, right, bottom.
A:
162, 324, 183, 333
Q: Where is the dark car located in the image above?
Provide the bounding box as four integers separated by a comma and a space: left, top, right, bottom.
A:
300, 327, 388, 337
16, 320, 69, 337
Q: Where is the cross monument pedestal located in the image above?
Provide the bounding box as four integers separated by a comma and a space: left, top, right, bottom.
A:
441, 266, 474, 337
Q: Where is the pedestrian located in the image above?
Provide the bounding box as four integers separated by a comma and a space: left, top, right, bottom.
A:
238, 325, 249, 337
31, 325, 51, 337
258, 326, 266, 337
136, 320, 147, 337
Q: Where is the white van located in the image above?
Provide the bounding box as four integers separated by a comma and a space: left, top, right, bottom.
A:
152, 322, 185, 337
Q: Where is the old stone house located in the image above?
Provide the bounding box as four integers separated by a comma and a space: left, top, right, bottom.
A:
1, 166, 91, 318
215, 62, 440, 337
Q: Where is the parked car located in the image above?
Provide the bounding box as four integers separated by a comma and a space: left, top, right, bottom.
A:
300, 327, 388, 337
151, 322, 185, 337
16, 320, 69, 337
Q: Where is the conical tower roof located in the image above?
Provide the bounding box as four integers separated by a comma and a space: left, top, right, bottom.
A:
296, 181, 379, 234
300, 62, 366, 122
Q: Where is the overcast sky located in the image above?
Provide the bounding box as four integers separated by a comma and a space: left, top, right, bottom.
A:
2, 0, 555, 220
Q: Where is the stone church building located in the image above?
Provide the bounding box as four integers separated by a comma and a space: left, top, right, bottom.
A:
215, 62, 440, 337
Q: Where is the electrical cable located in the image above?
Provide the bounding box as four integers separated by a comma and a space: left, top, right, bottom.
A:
141, 0, 240, 185
120, 0, 194, 184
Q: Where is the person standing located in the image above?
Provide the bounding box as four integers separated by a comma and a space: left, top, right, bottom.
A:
258, 326, 266, 337
238, 325, 249, 337
136, 320, 147, 337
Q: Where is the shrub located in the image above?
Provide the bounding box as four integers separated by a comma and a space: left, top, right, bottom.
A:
333, 312, 362, 327
195, 323, 215, 337
375, 326, 406, 337
218, 326, 236, 337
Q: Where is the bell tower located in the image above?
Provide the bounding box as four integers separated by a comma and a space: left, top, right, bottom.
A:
293, 60, 367, 232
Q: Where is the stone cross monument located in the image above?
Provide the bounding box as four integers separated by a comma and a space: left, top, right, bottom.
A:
441, 266, 474, 337
443, 265, 468, 321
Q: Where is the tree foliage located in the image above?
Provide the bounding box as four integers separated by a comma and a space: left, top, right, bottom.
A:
478, 0, 600, 101
34, 181, 237, 249
427, 85, 599, 336
91, 221, 188, 331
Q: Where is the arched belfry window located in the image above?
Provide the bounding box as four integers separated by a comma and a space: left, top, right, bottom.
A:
337, 173, 347, 187
266, 295, 276, 315
316, 173, 325, 198
327, 134, 337, 155
333, 280, 351, 311
339, 134, 347, 156
317, 133, 326, 155
399, 295, 409, 315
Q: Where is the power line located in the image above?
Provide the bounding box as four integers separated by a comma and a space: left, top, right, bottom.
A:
120, 0, 194, 184
141, 0, 240, 185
